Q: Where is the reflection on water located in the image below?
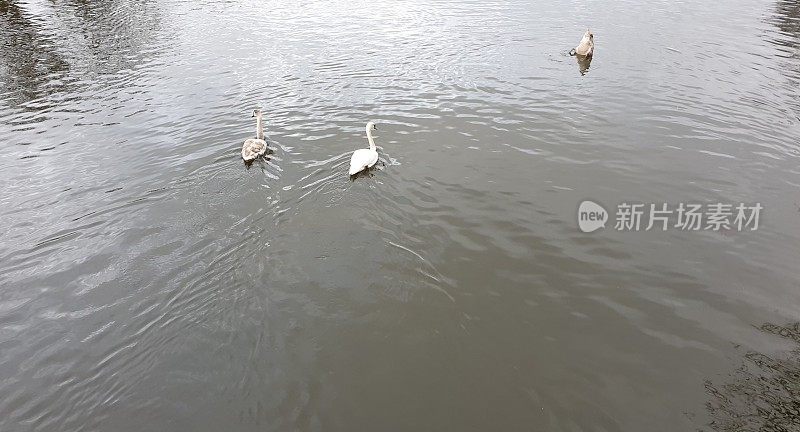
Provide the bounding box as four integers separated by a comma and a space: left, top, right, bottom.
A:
1, 0, 800, 430
770, 0, 800, 91
773, 0, 800, 49
0, 1, 71, 105
575, 54, 592, 76
705, 323, 800, 432
0, 0, 162, 108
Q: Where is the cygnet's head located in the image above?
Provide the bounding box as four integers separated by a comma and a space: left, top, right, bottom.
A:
252, 109, 263, 118
584, 29, 594, 41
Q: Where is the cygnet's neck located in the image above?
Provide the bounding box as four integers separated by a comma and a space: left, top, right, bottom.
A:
255, 115, 264, 141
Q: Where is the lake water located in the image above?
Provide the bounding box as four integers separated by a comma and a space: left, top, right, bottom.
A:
1, 0, 799, 430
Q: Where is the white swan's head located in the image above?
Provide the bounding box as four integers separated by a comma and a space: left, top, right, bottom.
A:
252, 109, 263, 118
366, 121, 377, 132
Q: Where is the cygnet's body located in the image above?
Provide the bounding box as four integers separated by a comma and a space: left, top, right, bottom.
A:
572, 29, 594, 57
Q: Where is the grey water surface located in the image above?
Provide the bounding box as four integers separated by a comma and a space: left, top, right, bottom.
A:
1, 0, 799, 431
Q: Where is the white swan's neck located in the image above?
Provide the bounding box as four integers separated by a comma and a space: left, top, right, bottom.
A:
256, 116, 264, 141
366, 127, 376, 151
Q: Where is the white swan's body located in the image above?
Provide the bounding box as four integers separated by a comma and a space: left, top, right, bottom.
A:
349, 122, 379, 175
572, 29, 594, 57
242, 109, 268, 162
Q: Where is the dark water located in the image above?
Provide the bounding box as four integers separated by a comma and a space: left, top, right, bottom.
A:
1, 0, 799, 430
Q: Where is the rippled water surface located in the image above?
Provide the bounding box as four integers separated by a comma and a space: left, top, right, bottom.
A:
2, 0, 800, 430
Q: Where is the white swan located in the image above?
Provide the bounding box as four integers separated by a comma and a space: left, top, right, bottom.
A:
241, 109, 268, 162
570, 29, 594, 57
348, 121, 379, 175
